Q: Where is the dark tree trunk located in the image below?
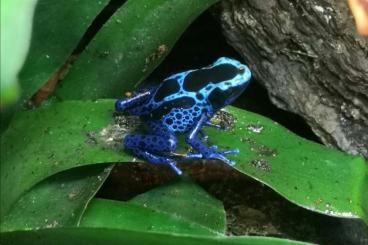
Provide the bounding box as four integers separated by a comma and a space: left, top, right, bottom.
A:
214, 0, 368, 157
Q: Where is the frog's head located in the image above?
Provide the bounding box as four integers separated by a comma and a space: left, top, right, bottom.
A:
206, 57, 251, 110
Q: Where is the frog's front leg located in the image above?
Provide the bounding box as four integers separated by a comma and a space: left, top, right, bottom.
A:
123, 132, 182, 175
184, 114, 239, 166
199, 121, 223, 141
115, 90, 152, 111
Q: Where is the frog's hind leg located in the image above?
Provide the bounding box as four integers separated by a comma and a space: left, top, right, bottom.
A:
123, 133, 182, 175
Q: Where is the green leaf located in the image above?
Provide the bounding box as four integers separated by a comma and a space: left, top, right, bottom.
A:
18, 0, 109, 102
1, 228, 314, 245
81, 199, 218, 236
81, 180, 225, 236
210, 107, 368, 223
2, 100, 366, 226
0, 100, 134, 218
54, 0, 219, 100
1, 0, 38, 107
129, 178, 226, 234
1, 164, 113, 232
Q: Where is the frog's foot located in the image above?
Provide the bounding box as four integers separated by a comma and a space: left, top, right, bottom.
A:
185, 114, 239, 167
209, 145, 239, 154
221, 148, 240, 155
203, 148, 239, 166
203, 146, 239, 165
171, 148, 239, 166
124, 133, 182, 175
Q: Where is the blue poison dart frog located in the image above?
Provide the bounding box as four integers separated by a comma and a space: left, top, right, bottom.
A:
115, 57, 251, 175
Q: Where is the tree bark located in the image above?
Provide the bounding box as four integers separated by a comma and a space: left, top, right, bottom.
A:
215, 0, 368, 157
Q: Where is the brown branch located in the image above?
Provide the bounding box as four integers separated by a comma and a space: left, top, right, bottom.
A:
29, 54, 77, 107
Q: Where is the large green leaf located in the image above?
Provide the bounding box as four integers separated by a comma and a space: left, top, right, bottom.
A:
2, 100, 366, 225
18, 0, 109, 102
81, 180, 225, 235
1, 228, 314, 245
128, 178, 226, 234
81, 199, 218, 236
0, 100, 135, 217
54, 0, 219, 100
1, 164, 113, 232
0, 0, 38, 107
213, 107, 368, 223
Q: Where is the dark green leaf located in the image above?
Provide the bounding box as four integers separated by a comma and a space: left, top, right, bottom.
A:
2, 100, 366, 226
81, 180, 225, 235
19, 0, 109, 101
81, 199, 218, 236
129, 178, 226, 234
207, 107, 368, 223
0, 100, 134, 217
1, 164, 113, 232
54, 0, 219, 100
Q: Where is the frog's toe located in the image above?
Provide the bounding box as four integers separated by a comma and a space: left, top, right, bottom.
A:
167, 161, 183, 175
182, 153, 203, 160
226, 159, 236, 166
217, 154, 236, 166
202, 134, 209, 142
205, 152, 236, 166
199, 130, 209, 142
221, 148, 240, 155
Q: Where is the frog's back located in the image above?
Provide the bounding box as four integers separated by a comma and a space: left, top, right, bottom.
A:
142, 61, 244, 133
140, 71, 202, 132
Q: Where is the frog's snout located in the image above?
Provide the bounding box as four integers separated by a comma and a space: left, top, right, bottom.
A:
241, 65, 252, 82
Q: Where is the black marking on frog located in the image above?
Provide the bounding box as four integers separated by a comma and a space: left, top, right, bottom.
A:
183, 64, 240, 92
114, 57, 252, 175
145, 97, 196, 121
154, 79, 180, 102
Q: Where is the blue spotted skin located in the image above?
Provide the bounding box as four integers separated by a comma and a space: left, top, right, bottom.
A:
115, 57, 251, 175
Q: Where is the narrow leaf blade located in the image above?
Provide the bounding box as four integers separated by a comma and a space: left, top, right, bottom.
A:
55, 0, 219, 100
18, 0, 109, 101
